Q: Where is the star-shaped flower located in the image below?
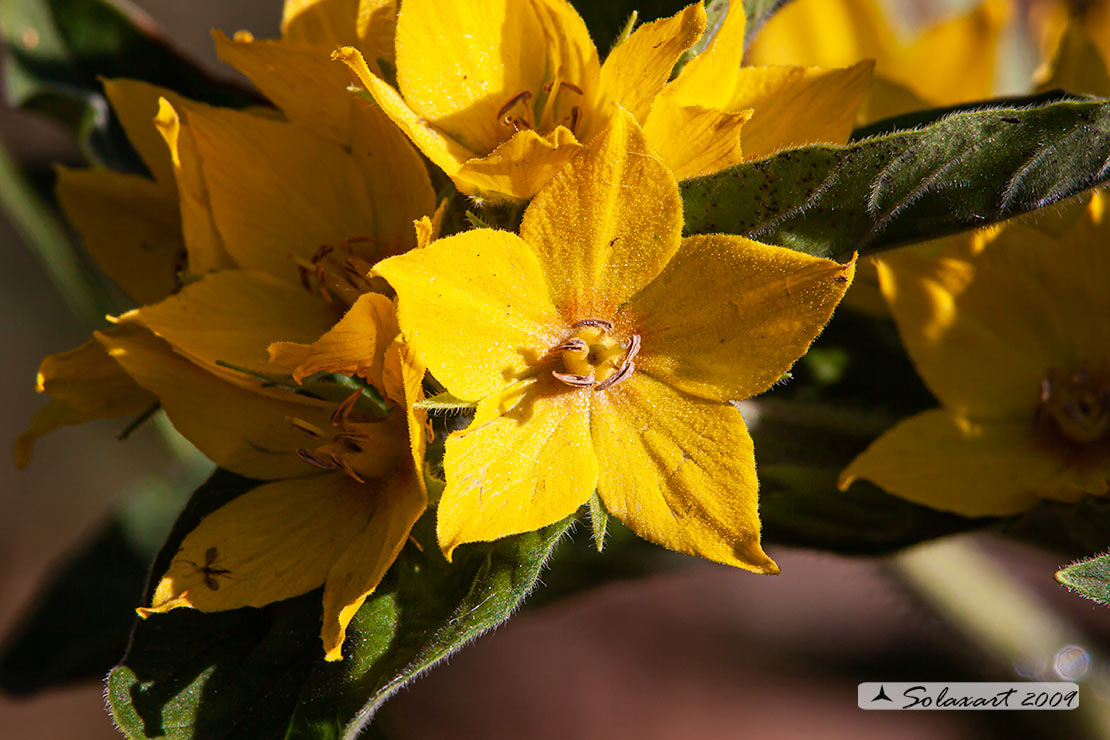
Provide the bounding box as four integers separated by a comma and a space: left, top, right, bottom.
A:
375, 110, 855, 568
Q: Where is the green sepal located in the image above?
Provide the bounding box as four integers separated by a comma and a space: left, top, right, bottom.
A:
1055, 552, 1110, 607
414, 390, 478, 413
680, 98, 1110, 259
587, 490, 610, 552
107, 470, 575, 739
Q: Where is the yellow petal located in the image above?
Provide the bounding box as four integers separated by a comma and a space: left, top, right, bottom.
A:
267, 291, 398, 385
520, 107, 682, 317
123, 270, 339, 386
890, 0, 1009, 105
437, 379, 596, 560
454, 126, 582, 201
1036, 18, 1110, 98
171, 100, 381, 283
140, 473, 376, 616
745, 0, 890, 71
321, 465, 425, 660
660, 0, 746, 109
874, 224, 1110, 420
724, 62, 873, 158
642, 101, 750, 180
281, 0, 362, 47
382, 336, 428, 496
355, 0, 399, 73
349, 99, 436, 253
530, 0, 603, 136
213, 30, 354, 145
622, 235, 853, 402
153, 98, 237, 274
394, 0, 548, 153
101, 78, 185, 190
598, 3, 706, 123
839, 409, 1102, 516
374, 229, 563, 401
96, 324, 339, 479
592, 373, 778, 573
55, 167, 183, 304
334, 47, 476, 181
15, 333, 155, 467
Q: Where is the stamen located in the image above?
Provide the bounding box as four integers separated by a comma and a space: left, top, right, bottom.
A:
553, 371, 596, 387
498, 90, 533, 130
573, 318, 614, 331
553, 338, 588, 353
542, 80, 583, 96
568, 106, 581, 134
298, 448, 333, 469
331, 389, 362, 426
595, 361, 634, 390
624, 334, 641, 364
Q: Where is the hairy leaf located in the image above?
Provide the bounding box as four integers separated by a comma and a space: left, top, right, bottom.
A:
681, 98, 1110, 259
107, 470, 574, 739
1055, 552, 1110, 607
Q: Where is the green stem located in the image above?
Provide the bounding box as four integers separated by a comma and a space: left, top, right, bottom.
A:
0, 140, 111, 326
895, 537, 1110, 739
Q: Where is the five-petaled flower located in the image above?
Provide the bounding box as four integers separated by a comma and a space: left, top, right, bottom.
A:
840, 193, 1110, 515
375, 109, 855, 569
334, 0, 871, 200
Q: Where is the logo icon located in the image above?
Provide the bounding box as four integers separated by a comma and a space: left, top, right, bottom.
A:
872, 686, 893, 702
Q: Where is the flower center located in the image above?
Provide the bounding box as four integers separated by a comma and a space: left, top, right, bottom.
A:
551, 318, 639, 391
297, 235, 379, 307
292, 390, 398, 481
1037, 365, 1110, 445
497, 67, 584, 138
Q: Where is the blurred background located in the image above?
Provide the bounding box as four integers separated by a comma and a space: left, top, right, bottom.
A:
2, 0, 1108, 738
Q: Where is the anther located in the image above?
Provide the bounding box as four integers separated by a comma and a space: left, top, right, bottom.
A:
595, 361, 634, 391
572, 318, 614, 331
552, 371, 596, 387
497, 90, 533, 121
624, 334, 641, 364
553, 338, 588, 353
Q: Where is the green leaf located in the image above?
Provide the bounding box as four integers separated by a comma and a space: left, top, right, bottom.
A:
680, 98, 1110, 259
587, 490, 609, 552
108, 470, 575, 739
1055, 552, 1110, 607
0, 0, 256, 170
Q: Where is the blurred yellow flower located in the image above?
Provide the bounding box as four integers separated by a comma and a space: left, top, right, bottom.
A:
748, 0, 1010, 122
335, 0, 871, 199
375, 110, 855, 569
840, 193, 1110, 515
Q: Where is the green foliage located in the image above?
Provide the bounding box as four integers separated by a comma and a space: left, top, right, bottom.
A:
1055, 552, 1110, 607
681, 97, 1110, 259
107, 471, 575, 739
587, 490, 610, 552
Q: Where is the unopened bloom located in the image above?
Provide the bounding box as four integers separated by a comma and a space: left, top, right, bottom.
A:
840, 194, 1110, 515
375, 110, 855, 568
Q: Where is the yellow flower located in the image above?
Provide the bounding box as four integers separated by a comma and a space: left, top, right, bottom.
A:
840, 193, 1110, 516
335, 0, 872, 200
748, 0, 1010, 122
20, 47, 437, 657
374, 110, 855, 569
